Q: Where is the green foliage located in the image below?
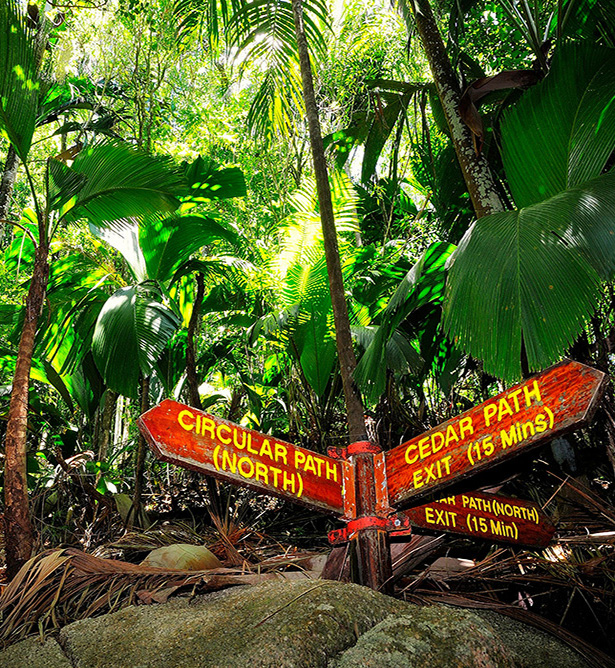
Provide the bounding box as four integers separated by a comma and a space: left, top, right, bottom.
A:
92, 283, 181, 398
56, 142, 183, 228
354, 241, 455, 400
444, 172, 615, 379
500, 43, 615, 208
445, 43, 615, 380
0, 1, 41, 161
140, 213, 236, 283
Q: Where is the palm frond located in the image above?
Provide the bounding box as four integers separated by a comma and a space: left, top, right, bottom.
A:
140, 213, 237, 284
0, 1, 40, 161
58, 142, 183, 228
92, 282, 180, 398
444, 171, 615, 380
0, 548, 270, 649
501, 43, 615, 208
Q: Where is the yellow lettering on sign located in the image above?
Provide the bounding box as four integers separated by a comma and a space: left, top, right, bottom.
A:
216, 423, 231, 444
418, 436, 431, 460
524, 380, 541, 407
259, 439, 273, 461
459, 416, 474, 439
304, 454, 317, 475
497, 398, 514, 422
201, 417, 216, 439
483, 403, 497, 427
295, 450, 306, 469
445, 424, 459, 448
255, 462, 269, 485
233, 429, 247, 449
178, 409, 194, 431
274, 443, 288, 465
326, 460, 338, 483
405, 443, 418, 465
247, 434, 258, 455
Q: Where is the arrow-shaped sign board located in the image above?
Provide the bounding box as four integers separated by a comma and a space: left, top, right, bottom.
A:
138, 400, 349, 515
385, 360, 605, 509
403, 491, 556, 548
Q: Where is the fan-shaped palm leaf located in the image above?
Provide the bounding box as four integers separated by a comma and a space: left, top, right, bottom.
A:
444, 43, 615, 380
181, 157, 247, 202
444, 172, 615, 380
501, 43, 615, 208
0, 1, 40, 161
54, 142, 183, 228
139, 212, 237, 284
92, 283, 181, 398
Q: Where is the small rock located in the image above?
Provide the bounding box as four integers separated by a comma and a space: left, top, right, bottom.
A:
141, 544, 222, 570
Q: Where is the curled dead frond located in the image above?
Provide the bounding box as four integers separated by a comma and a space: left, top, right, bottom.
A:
0, 548, 272, 648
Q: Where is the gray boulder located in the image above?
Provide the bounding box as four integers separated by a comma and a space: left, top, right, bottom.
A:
0, 580, 591, 668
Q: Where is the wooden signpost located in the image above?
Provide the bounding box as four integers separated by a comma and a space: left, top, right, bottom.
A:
138, 359, 605, 591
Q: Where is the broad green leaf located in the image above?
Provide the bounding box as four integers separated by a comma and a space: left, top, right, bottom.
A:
40, 254, 111, 375
140, 213, 237, 284
354, 242, 454, 400
48, 159, 87, 213
182, 157, 247, 202
361, 89, 414, 184
443, 172, 615, 380
90, 221, 147, 282
92, 283, 180, 398
501, 43, 615, 208
60, 142, 183, 227
0, 1, 40, 160
292, 312, 337, 398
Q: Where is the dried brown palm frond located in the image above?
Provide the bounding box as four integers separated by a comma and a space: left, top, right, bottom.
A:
0, 548, 273, 649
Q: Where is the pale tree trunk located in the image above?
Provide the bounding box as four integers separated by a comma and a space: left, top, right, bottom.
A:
0, 145, 20, 242
410, 0, 504, 218
97, 389, 118, 462
4, 243, 49, 578
127, 376, 150, 529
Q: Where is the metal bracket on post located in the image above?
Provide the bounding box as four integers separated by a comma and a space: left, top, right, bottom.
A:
326, 440, 408, 591
328, 512, 412, 545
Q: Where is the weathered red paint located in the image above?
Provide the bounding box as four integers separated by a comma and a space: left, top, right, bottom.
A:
386, 361, 605, 509
139, 399, 348, 515
404, 491, 556, 547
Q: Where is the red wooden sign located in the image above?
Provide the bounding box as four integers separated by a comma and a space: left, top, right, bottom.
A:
403, 491, 556, 547
138, 399, 350, 515
385, 360, 605, 509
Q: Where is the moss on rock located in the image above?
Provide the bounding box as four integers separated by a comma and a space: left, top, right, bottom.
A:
57, 580, 404, 668
329, 606, 516, 668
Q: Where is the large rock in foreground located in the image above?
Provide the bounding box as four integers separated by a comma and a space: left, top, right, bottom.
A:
0, 580, 590, 668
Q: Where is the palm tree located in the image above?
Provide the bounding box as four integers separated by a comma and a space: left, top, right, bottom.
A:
0, 2, 185, 576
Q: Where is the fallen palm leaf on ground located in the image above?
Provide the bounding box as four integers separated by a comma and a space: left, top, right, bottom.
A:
0, 547, 274, 648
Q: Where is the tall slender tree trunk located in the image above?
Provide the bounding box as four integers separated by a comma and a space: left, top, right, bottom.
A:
0, 145, 20, 242
290, 0, 366, 444
97, 389, 118, 462
128, 376, 150, 529
186, 273, 205, 409
185, 272, 221, 515
4, 243, 49, 578
410, 0, 504, 218
292, 0, 393, 592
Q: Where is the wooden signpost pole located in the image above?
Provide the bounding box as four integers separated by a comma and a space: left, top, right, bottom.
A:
139, 360, 606, 592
